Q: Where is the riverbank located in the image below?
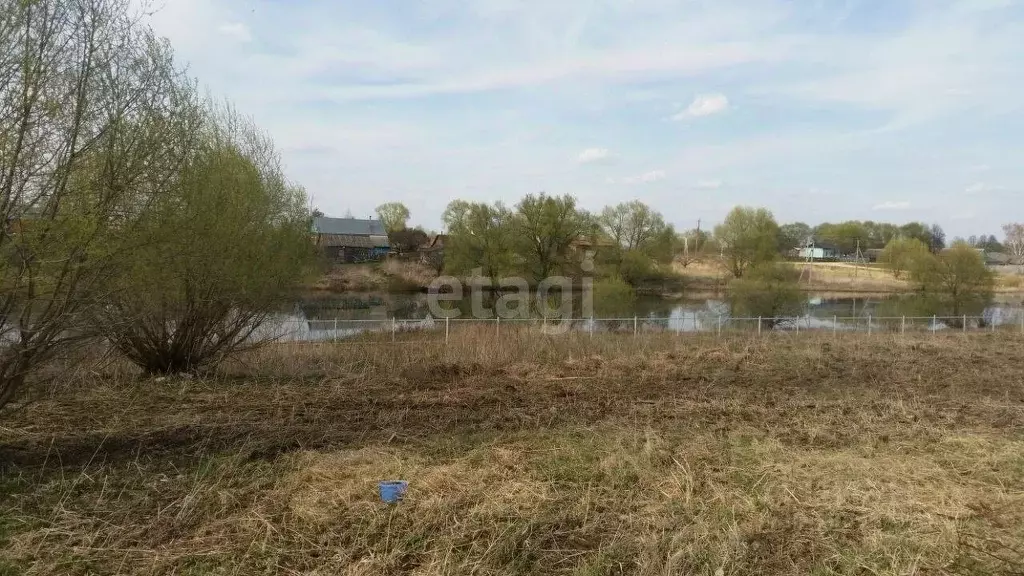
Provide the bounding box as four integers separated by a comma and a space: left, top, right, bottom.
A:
309, 260, 1024, 298
674, 261, 913, 293
309, 260, 438, 293
2, 333, 1022, 574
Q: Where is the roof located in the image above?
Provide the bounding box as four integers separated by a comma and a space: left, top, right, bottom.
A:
316, 234, 390, 248
802, 241, 841, 252
984, 252, 1012, 265
312, 217, 387, 236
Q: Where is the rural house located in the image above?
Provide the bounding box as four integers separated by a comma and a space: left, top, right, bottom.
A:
798, 241, 840, 261
312, 217, 391, 263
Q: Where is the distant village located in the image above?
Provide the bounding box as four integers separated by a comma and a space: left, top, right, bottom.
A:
310, 214, 1024, 275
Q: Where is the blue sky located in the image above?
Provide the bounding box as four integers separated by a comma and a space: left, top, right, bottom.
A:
145, 0, 1024, 237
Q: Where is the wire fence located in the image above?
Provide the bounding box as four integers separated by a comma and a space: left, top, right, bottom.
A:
265, 313, 1024, 343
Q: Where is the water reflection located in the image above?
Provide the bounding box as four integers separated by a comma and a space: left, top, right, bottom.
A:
276, 292, 1024, 341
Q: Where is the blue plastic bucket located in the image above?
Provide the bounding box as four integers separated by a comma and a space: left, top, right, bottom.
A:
378, 480, 408, 503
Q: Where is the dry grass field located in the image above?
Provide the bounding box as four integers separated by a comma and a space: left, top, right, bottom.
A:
1, 330, 1023, 575
310, 260, 438, 293
675, 261, 911, 293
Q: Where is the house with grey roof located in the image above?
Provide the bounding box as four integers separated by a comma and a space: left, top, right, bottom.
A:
312, 217, 391, 263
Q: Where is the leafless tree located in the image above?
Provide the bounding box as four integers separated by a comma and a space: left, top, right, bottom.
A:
0, 0, 198, 410
1003, 223, 1024, 260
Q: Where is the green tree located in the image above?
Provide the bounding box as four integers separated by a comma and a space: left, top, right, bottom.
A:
375, 202, 410, 234
728, 263, 804, 328
598, 201, 670, 253
389, 227, 430, 254
714, 207, 780, 278
898, 222, 941, 251
0, 0, 198, 410
879, 237, 931, 279
443, 201, 514, 279
778, 222, 812, 253
513, 193, 591, 281
94, 110, 315, 375
677, 228, 712, 267
596, 201, 677, 279
442, 200, 472, 232
815, 221, 868, 255
646, 224, 679, 265
910, 242, 994, 319
861, 221, 900, 248
591, 276, 637, 317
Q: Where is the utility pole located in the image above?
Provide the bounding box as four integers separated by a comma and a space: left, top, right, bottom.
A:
854, 238, 863, 278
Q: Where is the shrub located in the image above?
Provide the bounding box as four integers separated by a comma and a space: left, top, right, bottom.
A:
94, 111, 315, 375
728, 263, 804, 327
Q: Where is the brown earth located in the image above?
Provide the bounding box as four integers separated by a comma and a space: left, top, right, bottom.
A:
1, 331, 1022, 575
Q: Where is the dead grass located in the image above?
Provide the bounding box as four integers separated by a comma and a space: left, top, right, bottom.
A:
673, 261, 913, 293
1, 332, 1023, 574
794, 262, 911, 292
310, 260, 437, 292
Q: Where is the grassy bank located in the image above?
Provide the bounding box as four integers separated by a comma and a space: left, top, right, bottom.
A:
674, 261, 911, 293
2, 332, 1023, 574
310, 260, 439, 292
676, 260, 1024, 294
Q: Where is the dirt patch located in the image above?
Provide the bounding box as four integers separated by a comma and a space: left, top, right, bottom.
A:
3, 334, 1022, 468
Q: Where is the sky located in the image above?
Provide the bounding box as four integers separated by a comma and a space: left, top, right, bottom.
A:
143, 0, 1024, 238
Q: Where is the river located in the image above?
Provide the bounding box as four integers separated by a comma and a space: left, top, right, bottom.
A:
274, 292, 1024, 340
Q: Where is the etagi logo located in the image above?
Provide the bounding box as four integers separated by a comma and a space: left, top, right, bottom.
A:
426, 252, 595, 334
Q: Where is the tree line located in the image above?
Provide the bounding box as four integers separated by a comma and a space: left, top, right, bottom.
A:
374, 199, 1009, 324
0, 0, 317, 412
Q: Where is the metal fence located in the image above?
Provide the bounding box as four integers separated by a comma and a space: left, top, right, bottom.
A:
265, 313, 1024, 343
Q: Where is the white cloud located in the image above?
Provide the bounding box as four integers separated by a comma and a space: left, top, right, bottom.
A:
872, 201, 912, 211
217, 22, 252, 43
964, 182, 1008, 194
140, 0, 1024, 234
606, 170, 666, 184
672, 94, 729, 120
577, 148, 613, 165
628, 170, 666, 183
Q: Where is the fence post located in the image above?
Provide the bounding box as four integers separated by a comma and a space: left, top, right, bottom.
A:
933, 315, 937, 334
589, 316, 594, 339
496, 315, 500, 338
867, 314, 872, 336
963, 315, 967, 334
717, 315, 722, 337
392, 316, 396, 342
795, 316, 799, 334
633, 316, 638, 337
901, 315, 906, 336
445, 316, 450, 345
757, 317, 762, 336
333, 318, 338, 343
833, 315, 837, 337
